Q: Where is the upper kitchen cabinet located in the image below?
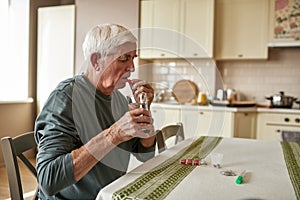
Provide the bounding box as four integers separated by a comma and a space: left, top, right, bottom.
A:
180, 0, 215, 58
214, 0, 269, 60
139, 0, 214, 59
268, 0, 300, 47
140, 0, 180, 58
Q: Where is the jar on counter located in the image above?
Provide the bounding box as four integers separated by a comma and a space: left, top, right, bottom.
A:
197, 92, 208, 105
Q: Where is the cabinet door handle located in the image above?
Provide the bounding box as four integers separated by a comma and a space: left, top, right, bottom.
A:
284, 118, 290, 122
199, 112, 204, 115
238, 54, 243, 58
275, 129, 281, 133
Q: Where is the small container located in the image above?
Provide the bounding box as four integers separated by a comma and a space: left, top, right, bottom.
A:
197, 92, 207, 105
139, 92, 148, 110
210, 152, 223, 168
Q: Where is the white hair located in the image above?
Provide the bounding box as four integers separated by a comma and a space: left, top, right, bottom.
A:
82, 24, 137, 61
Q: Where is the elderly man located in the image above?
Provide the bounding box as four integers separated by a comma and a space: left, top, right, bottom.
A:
34, 24, 156, 199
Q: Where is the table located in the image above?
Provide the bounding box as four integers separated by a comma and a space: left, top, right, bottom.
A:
97, 137, 299, 200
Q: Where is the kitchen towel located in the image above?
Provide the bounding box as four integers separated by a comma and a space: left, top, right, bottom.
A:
281, 141, 300, 199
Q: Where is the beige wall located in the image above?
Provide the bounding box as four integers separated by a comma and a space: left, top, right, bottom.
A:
217, 48, 300, 104
0, 102, 35, 165
75, 0, 139, 74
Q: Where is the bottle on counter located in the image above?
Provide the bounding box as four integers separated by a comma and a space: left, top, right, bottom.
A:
197, 92, 208, 105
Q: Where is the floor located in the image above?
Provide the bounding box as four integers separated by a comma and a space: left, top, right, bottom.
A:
0, 157, 37, 200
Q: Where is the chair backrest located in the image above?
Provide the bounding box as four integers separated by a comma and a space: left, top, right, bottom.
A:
156, 122, 185, 153
281, 131, 300, 142
1, 131, 38, 200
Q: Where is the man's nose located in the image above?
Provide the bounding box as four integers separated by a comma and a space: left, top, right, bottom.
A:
128, 60, 135, 72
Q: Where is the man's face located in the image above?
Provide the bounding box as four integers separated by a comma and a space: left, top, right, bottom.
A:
98, 42, 137, 90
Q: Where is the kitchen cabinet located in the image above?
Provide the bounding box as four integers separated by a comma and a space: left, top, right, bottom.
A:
268, 0, 300, 47
181, 108, 255, 139
214, 0, 269, 59
181, 109, 235, 138
151, 105, 181, 130
234, 112, 256, 139
140, 0, 179, 58
139, 0, 214, 58
256, 112, 300, 141
181, 109, 213, 138
180, 0, 214, 58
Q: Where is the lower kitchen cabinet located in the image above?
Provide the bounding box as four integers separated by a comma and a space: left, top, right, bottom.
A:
181, 109, 234, 138
151, 104, 300, 141
181, 109, 256, 139
151, 104, 256, 139
151, 105, 181, 130
181, 109, 212, 138
256, 112, 300, 141
234, 112, 256, 139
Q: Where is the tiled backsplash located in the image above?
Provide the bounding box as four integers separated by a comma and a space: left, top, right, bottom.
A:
217, 48, 300, 103
138, 59, 217, 97
138, 48, 300, 104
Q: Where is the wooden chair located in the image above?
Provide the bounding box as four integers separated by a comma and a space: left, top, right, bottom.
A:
156, 122, 185, 153
1, 131, 39, 200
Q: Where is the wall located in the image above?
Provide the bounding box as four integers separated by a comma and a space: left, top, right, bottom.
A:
139, 59, 217, 98
0, 0, 74, 166
75, 0, 140, 96
75, 0, 139, 74
0, 102, 35, 165
217, 48, 300, 105
138, 48, 300, 106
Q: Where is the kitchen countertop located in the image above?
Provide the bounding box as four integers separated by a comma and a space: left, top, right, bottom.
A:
257, 107, 300, 114
151, 103, 300, 114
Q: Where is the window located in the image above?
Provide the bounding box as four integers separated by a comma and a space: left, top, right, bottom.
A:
0, 0, 29, 101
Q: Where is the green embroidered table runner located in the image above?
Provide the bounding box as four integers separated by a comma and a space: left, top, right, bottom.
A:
281, 142, 300, 199
113, 136, 222, 200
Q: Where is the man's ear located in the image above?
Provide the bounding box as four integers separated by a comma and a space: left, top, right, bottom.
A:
90, 53, 101, 70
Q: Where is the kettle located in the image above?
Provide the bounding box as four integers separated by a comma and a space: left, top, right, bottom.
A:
216, 89, 237, 101
216, 89, 227, 101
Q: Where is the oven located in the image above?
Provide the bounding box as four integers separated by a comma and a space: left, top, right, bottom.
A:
256, 112, 300, 141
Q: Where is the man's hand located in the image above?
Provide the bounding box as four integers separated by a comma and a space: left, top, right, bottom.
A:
112, 107, 155, 145
128, 79, 154, 107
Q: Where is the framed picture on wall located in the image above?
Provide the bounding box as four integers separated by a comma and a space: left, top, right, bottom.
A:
274, 0, 300, 40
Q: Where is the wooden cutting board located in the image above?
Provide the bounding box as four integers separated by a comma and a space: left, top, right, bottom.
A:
172, 80, 199, 104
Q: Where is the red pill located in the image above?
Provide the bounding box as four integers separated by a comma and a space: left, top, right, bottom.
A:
193, 159, 199, 166
180, 159, 186, 164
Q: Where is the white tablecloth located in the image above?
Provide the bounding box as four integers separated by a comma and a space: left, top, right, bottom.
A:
96, 137, 297, 200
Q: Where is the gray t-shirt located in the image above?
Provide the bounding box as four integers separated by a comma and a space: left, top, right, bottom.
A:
34, 75, 155, 199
